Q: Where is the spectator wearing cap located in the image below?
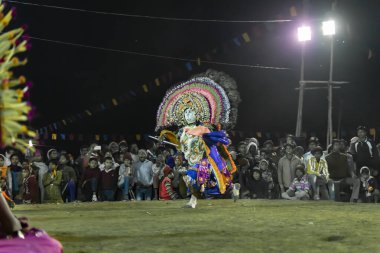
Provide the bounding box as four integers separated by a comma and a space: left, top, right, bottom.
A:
46, 149, 59, 161
306, 146, 333, 200
262, 140, 280, 166
119, 140, 128, 154
80, 156, 101, 202
258, 159, 274, 198
278, 143, 302, 194
133, 149, 154, 201
118, 153, 134, 201
326, 139, 360, 202
282, 164, 310, 200
303, 137, 324, 166
159, 166, 178, 200
349, 126, 380, 176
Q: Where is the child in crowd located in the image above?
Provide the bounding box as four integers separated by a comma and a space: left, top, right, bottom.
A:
152, 154, 165, 200
159, 166, 178, 200
282, 165, 310, 200
118, 153, 134, 201
21, 165, 39, 204
246, 169, 268, 199
58, 154, 77, 202
8, 154, 23, 201
258, 159, 274, 199
42, 160, 63, 203
99, 156, 119, 201
359, 166, 379, 203
80, 157, 101, 202
0, 177, 14, 208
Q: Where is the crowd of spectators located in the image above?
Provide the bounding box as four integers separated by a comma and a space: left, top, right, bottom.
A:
0, 125, 379, 205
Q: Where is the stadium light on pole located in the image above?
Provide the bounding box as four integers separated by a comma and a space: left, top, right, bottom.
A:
295, 25, 311, 137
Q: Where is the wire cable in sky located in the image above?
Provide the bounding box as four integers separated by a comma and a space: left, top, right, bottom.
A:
5, 0, 293, 23
28, 36, 291, 70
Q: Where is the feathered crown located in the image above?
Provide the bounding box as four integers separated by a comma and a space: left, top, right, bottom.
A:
156, 77, 230, 131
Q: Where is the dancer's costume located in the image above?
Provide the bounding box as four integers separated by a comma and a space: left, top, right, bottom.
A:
156, 70, 241, 197
0, 2, 62, 252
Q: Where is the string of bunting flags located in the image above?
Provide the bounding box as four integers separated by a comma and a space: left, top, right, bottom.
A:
35, 5, 301, 135
25, 127, 378, 144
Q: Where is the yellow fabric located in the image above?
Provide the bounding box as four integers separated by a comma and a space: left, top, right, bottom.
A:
0, 166, 7, 178
160, 130, 181, 148
306, 157, 329, 179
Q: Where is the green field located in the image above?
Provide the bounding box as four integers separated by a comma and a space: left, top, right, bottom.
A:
12, 200, 380, 253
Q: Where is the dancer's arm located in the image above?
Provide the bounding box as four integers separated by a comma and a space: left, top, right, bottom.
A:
0, 189, 21, 236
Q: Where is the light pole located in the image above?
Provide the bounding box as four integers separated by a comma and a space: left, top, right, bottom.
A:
295, 25, 311, 137
322, 20, 336, 147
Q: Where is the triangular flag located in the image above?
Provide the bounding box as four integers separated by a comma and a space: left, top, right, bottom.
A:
136, 134, 141, 141
112, 98, 118, 106
370, 128, 376, 136
69, 134, 75, 141
95, 134, 100, 141
197, 57, 201, 66
60, 133, 66, 140
185, 62, 192, 71
85, 110, 92, 116
233, 37, 241, 46
52, 133, 57, 140
256, 132, 262, 138
154, 78, 160, 87
142, 84, 149, 93
242, 32, 251, 43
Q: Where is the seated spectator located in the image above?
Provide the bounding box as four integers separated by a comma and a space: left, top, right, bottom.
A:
20, 165, 39, 204
359, 166, 379, 203
58, 154, 77, 202
326, 139, 360, 202
159, 166, 178, 200
246, 169, 268, 199
42, 160, 63, 204
282, 165, 310, 200
133, 149, 153, 201
99, 156, 119, 201
306, 146, 333, 200
80, 157, 101, 202
258, 159, 274, 198
118, 153, 134, 201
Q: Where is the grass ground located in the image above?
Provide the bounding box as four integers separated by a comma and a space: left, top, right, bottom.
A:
12, 199, 380, 253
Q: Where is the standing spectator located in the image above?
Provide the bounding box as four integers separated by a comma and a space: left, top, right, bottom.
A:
130, 144, 139, 163
174, 155, 188, 199
119, 140, 129, 154
20, 165, 39, 204
359, 166, 379, 203
152, 154, 165, 200
8, 154, 23, 201
294, 146, 305, 163
278, 143, 302, 194
159, 166, 178, 200
326, 139, 360, 202
0, 155, 11, 191
133, 149, 153, 201
80, 157, 101, 202
349, 126, 380, 175
246, 169, 268, 199
0, 177, 14, 208
282, 165, 310, 200
43, 160, 63, 204
118, 153, 134, 201
30, 150, 49, 203
47, 149, 59, 161
99, 156, 119, 201
58, 154, 77, 202
306, 146, 333, 200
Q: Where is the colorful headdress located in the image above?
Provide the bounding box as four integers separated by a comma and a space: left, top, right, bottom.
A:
156, 77, 231, 131
0, 1, 35, 152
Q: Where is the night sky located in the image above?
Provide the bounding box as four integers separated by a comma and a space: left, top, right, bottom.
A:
10, 0, 380, 142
